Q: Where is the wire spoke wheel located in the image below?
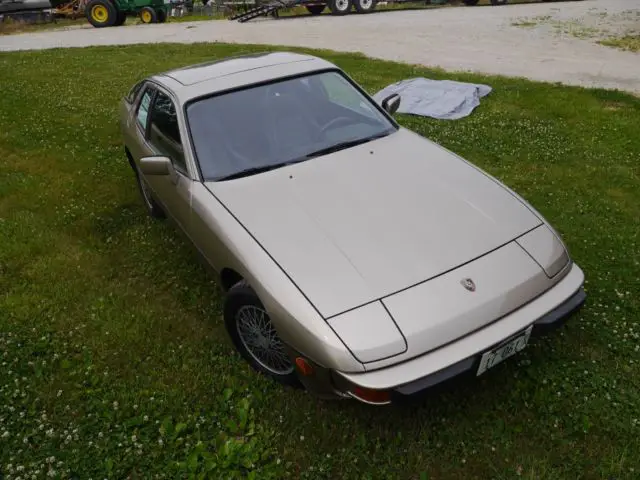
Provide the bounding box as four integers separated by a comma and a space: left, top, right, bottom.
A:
235, 305, 294, 375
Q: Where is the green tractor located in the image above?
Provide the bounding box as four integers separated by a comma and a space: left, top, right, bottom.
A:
85, 0, 169, 27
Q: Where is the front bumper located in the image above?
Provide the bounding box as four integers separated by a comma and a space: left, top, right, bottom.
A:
391, 285, 585, 397
327, 262, 585, 403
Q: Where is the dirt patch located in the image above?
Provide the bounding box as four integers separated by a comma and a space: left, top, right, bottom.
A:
601, 101, 628, 111
511, 7, 640, 43
1, 0, 639, 95
600, 35, 640, 52
0, 16, 86, 35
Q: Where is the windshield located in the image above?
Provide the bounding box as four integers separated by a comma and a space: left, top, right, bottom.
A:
186, 71, 396, 181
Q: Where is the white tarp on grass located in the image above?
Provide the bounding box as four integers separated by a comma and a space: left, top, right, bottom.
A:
373, 78, 492, 120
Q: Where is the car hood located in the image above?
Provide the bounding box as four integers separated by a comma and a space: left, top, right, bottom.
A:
207, 128, 541, 319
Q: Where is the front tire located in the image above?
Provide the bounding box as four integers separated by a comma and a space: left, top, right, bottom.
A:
328, 0, 351, 15
224, 281, 300, 387
85, 0, 117, 28
490, 0, 508, 4
462, 0, 479, 5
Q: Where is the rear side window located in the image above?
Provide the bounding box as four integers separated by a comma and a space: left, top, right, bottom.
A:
127, 81, 145, 104
136, 88, 153, 129
148, 91, 186, 173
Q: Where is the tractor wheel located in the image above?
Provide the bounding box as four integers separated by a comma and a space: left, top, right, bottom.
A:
354, 0, 376, 13
305, 4, 325, 15
114, 10, 126, 25
328, 0, 351, 15
156, 8, 167, 22
139, 6, 157, 23
86, 0, 117, 27
462, 0, 479, 4
490, 0, 508, 4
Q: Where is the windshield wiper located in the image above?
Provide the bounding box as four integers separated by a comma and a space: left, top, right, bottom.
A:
216, 165, 282, 181
216, 159, 306, 181
215, 131, 392, 181
298, 131, 392, 161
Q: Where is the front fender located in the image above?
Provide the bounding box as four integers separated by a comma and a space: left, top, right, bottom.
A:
191, 182, 365, 373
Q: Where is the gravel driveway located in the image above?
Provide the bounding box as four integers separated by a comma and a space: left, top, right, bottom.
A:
1, 0, 639, 93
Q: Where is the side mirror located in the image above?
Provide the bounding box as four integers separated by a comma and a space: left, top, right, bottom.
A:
139, 156, 171, 176
381, 93, 401, 115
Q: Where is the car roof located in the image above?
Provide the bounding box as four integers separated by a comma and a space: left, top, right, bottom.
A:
151, 52, 339, 102
160, 52, 320, 86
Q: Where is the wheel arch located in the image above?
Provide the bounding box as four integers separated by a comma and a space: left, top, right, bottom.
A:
220, 268, 244, 292
194, 183, 364, 372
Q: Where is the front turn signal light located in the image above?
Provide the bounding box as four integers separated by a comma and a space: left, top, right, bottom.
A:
295, 357, 314, 376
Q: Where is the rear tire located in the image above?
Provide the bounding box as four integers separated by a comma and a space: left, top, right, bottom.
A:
85, 0, 117, 28
462, 0, 479, 5
156, 8, 167, 22
328, 0, 351, 15
490, 0, 508, 4
354, 0, 376, 13
139, 6, 157, 23
305, 4, 325, 15
224, 281, 300, 388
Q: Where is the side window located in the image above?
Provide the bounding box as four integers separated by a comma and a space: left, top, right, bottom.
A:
136, 88, 153, 130
148, 91, 186, 173
127, 81, 145, 104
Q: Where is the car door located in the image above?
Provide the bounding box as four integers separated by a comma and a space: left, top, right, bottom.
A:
133, 86, 193, 235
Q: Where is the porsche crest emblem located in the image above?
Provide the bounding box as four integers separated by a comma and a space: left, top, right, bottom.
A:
461, 278, 476, 292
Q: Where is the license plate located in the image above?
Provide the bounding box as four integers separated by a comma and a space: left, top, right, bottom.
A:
476, 325, 533, 376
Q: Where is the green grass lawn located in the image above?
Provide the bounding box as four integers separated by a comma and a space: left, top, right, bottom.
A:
1, 44, 639, 479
